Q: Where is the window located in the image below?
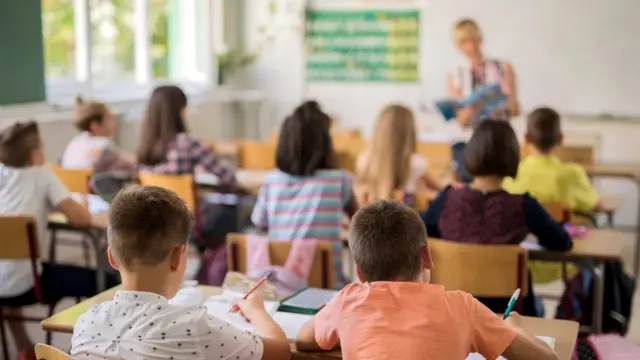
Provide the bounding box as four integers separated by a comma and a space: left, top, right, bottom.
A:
41, 0, 214, 101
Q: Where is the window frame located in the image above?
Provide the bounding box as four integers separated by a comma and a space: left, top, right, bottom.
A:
44, 0, 216, 104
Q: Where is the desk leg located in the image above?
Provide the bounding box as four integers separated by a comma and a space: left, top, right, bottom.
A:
91, 230, 106, 292
635, 181, 640, 276
591, 263, 605, 333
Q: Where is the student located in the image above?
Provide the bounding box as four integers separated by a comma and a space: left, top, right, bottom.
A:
251, 101, 358, 289
297, 200, 558, 360
61, 96, 135, 173
71, 185, 290, 360
0, 121, 118, 360
356, 104, 444, 203
421, 120, 572, 316
136, 85, 236, 185
503, 107, 601, 213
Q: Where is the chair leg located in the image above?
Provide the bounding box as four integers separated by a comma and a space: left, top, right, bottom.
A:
49, 228, 58, 263
82, 236, 91, 267
45, 304, 57, 345
0, 308, 10, 360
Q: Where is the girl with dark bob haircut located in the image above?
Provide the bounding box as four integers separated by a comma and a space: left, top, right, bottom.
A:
421, 119, 572, 317
252, 100, 358, 289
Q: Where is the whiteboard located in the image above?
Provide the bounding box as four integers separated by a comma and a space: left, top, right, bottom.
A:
421, 0, 639, 116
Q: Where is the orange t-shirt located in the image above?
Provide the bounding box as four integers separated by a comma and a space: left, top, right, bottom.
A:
314, 282, 518, 360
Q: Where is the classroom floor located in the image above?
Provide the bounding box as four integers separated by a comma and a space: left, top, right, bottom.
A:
3, 231, 640, 359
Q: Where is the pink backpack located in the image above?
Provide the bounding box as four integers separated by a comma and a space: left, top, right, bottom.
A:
197, 245, 228, 286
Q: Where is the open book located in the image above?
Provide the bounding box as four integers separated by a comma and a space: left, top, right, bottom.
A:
465, 336, 555, 360
435, 84, 506, 124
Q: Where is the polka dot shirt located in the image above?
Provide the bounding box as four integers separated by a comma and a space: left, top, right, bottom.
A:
71, 291, 263, 360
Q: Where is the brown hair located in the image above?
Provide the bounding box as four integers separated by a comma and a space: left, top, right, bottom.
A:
348, 200, 427, 282
0, 121, 41, 168
464, 120, 520, 178
107, 185, 193, 268
358, 104, 417, 202
74, 95, 109, 132
276, 100, 337, 176
136, 86, 188, 166
527, 107, 561, 153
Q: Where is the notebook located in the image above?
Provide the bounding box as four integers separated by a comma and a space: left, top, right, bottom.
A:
465, 336, 555, 360
279, 288, 339, 315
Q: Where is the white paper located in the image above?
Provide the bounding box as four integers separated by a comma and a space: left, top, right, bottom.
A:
465, 336, 555, 360
202, 290, 280, 332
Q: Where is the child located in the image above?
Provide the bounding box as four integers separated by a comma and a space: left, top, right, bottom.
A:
421, 120, 572, 316
297, 200, 558, 360
503, 107, 600, 213
251, 101, 358, 288
70, 185, 290, 360
61, 96, 135, 173
356, 104, 444, 203
0, 121, 117, 360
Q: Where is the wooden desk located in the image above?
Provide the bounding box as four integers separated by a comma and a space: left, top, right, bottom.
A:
598, 195, 624, 214
196, 169, 270, 195
43, 286, 577, 360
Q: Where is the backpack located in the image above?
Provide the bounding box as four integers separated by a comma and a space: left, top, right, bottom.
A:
573, 334, 640, 360
556, 261, 635, 335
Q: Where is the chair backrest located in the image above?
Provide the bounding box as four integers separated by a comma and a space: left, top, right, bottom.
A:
542, 202, 571, 223
48, 165, 93, 193
238, 141, 276, 170
138, 173, 196, 212
35, 344, 73, 360
393, 190, 433, 212
416, 142, 453, 177
332, 131, 366, 157
429, 238, 529, 298
336, 151, 356, 173
0, 216, 39, 260
521, 144, 594, 166
226, 233, 334, 289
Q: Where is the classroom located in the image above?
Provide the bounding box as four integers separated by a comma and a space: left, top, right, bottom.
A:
1, 0, 639, 359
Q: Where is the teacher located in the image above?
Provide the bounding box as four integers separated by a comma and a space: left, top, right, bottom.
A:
447, 18, 520, 181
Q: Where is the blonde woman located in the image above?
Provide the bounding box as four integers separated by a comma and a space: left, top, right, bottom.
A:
448, 18, 520, 182
356, 105, 444, 203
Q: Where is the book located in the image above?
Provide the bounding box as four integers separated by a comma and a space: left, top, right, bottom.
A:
435, 84, 506, 124
465, 336, 555, 360
278, 288, 339, 315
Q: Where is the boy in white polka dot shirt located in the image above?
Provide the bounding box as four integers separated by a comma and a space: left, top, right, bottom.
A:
71, 185, 290, 360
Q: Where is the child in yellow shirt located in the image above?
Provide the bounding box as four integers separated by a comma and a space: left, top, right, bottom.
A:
503, 107, 600, 283
503, 107, 599, 213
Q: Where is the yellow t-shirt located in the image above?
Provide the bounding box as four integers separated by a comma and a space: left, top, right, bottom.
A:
503, 155, 598, 213
314, 282, 517, 360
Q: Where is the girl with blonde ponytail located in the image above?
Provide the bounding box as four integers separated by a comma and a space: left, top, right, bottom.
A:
356, 105, 443, 203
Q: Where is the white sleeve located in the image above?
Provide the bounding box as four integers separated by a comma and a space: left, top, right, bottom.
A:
203, 316, 264, 360
42, 167, 71, 209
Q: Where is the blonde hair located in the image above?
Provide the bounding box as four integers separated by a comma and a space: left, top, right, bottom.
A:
357, 105, 417, 203
453, 18, 482, 45
74, 95, 109, 132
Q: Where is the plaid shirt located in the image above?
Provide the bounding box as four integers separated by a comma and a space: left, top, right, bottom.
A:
137, 133, 237, 187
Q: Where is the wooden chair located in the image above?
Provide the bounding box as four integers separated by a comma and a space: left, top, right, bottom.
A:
541, 202, 571, 223
416, 142, 454, 178
203, 140, 240, 162
429, 238, 529, 301
332, 131, 366, 157
47, 165, 93, 266
521, 144, 594, 167
35, 344, 73, 360
336, 151, 357, 173
237, 141, 276, 170
137, 173, 197, 213
48, 165, 93, 194
226, 233, 335, 289
0, 217, 58, 360
393, 190, 433, 212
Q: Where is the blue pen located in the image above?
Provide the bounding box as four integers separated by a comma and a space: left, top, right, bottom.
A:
503, 288, 521, 320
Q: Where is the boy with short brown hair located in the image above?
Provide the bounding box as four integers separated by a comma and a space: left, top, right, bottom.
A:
71, 185, 290, 360
298, 200, 558, 360
0, 121, 108, 360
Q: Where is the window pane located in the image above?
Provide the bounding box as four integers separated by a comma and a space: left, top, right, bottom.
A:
149, 0, 169, 79
90, 0, 135, 84
42, 0, 76, 80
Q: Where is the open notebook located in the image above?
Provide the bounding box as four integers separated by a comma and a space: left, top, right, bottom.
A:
465, 336, 555, 360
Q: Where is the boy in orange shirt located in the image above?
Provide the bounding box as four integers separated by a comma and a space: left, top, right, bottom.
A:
297, 200, 558, 360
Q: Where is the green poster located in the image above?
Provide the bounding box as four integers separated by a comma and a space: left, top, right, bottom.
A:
305, 9, 420, 83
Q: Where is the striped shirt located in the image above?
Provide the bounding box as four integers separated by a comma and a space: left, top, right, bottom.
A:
251, 169, 353, 288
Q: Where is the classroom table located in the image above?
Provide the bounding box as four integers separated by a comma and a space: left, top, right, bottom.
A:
585, 163, 640, 275
527, 228, 623, 334
47, 212, 109, 291
41, 286, 579, 360
195, 169, 271, 195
